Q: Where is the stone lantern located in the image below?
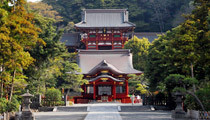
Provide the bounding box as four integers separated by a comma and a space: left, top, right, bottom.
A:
172, 91, 189, 119
20, 90, 35, 120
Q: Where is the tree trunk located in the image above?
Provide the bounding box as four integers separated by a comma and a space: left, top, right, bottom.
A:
0, 71, 3, 98
37, 77, 41, 93
0, 78, 3, 98
9, 69, 16, 102
0, 65, 5, 98
67, 89, 70, 96
5, 112, 10, 120
152, 2, 163, 33
191, 62, 196, 92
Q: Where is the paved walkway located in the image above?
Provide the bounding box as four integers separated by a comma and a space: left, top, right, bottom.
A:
84, 103, 122, 120
120, 111, 172, 120
34, 112, 87, 120
34, 103, 172, 120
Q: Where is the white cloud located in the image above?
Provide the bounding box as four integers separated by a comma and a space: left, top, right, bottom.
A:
27, 0, 42, 2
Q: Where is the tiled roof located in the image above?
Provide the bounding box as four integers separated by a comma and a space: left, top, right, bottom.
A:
77, 49, 142, 74
75, 9, 135, 28
60, 33, 80, 46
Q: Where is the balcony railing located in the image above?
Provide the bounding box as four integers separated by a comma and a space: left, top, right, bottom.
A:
82, 37, 128, 42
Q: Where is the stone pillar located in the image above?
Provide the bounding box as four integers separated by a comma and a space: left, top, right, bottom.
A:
20, 90, 35, 120
141, 94, 145, 105
38, 94, 41, 105
64, 94, 68, 106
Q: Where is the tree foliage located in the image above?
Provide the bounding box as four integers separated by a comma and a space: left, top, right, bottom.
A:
144, 0, 210, 111
0, 96, 19, 114
127, 74, 149, 94
0, 0, 87, 107
24, 12, 86, 95
0, 0, 44, 101
145, 0, 210, 91
28, 2, 63, 22
44, 87, 62, 106
124, 36, 150, 71
185, 84, 210, 111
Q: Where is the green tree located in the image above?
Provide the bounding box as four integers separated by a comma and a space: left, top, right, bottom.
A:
164, 74, 205, 111
0, 0, 44, 101
185, 84, 210, 111
44, 88, 62, 106
145, 0, 210, 91
24, 6, 87, 96
127, 74, 149, 94
28, 2, 63, 22
58, 57, 88, 95
124, 36, 150, 71
24, 14, 66, 94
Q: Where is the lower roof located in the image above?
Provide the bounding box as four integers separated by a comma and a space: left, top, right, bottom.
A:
77, 49, 142, 75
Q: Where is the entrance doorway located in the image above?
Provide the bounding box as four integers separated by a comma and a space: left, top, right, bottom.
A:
98, 46, 112, 50
98, 85, 112, 95
97, 85, 112, 102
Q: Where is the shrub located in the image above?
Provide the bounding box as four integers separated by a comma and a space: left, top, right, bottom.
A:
185, 85, 210, 111
0, 96, 20, 114
0, 98, 7, 114
44, 88, 62, 106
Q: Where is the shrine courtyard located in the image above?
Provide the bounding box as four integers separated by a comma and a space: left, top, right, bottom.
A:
34, 103, 172, 120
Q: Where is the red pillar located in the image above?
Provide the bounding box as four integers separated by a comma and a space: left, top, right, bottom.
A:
122, 41, 124, 48
112, 30, 114, 50
113, 82, 116, 99
96, 30, 98, 50
84, 85, 86, 94
93, 82, 96, 100
96, 41, 98, 50
125, 80, 129, 97
81, 85, 84, 95
86, 41, 88, 50
112, 41, 114, 50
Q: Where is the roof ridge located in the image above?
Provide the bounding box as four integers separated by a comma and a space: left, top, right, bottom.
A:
83, 9, 127, 11
78, 49, 131, 55
88, 75, 124, 82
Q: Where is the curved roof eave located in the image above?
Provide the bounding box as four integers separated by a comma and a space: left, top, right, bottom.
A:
87, 60, 125, 75
89, 75, 124, 82
75, 23, 135, 28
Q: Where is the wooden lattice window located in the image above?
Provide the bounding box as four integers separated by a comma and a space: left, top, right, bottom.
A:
89, 35, 96, 38
114, 35, 121, 37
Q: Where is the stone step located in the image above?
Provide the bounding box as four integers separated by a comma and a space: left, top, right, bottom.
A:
120, 105, 151, 112
56, 106, 87, 112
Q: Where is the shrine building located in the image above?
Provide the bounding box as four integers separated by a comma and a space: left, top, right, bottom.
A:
74, 9, 142, 103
